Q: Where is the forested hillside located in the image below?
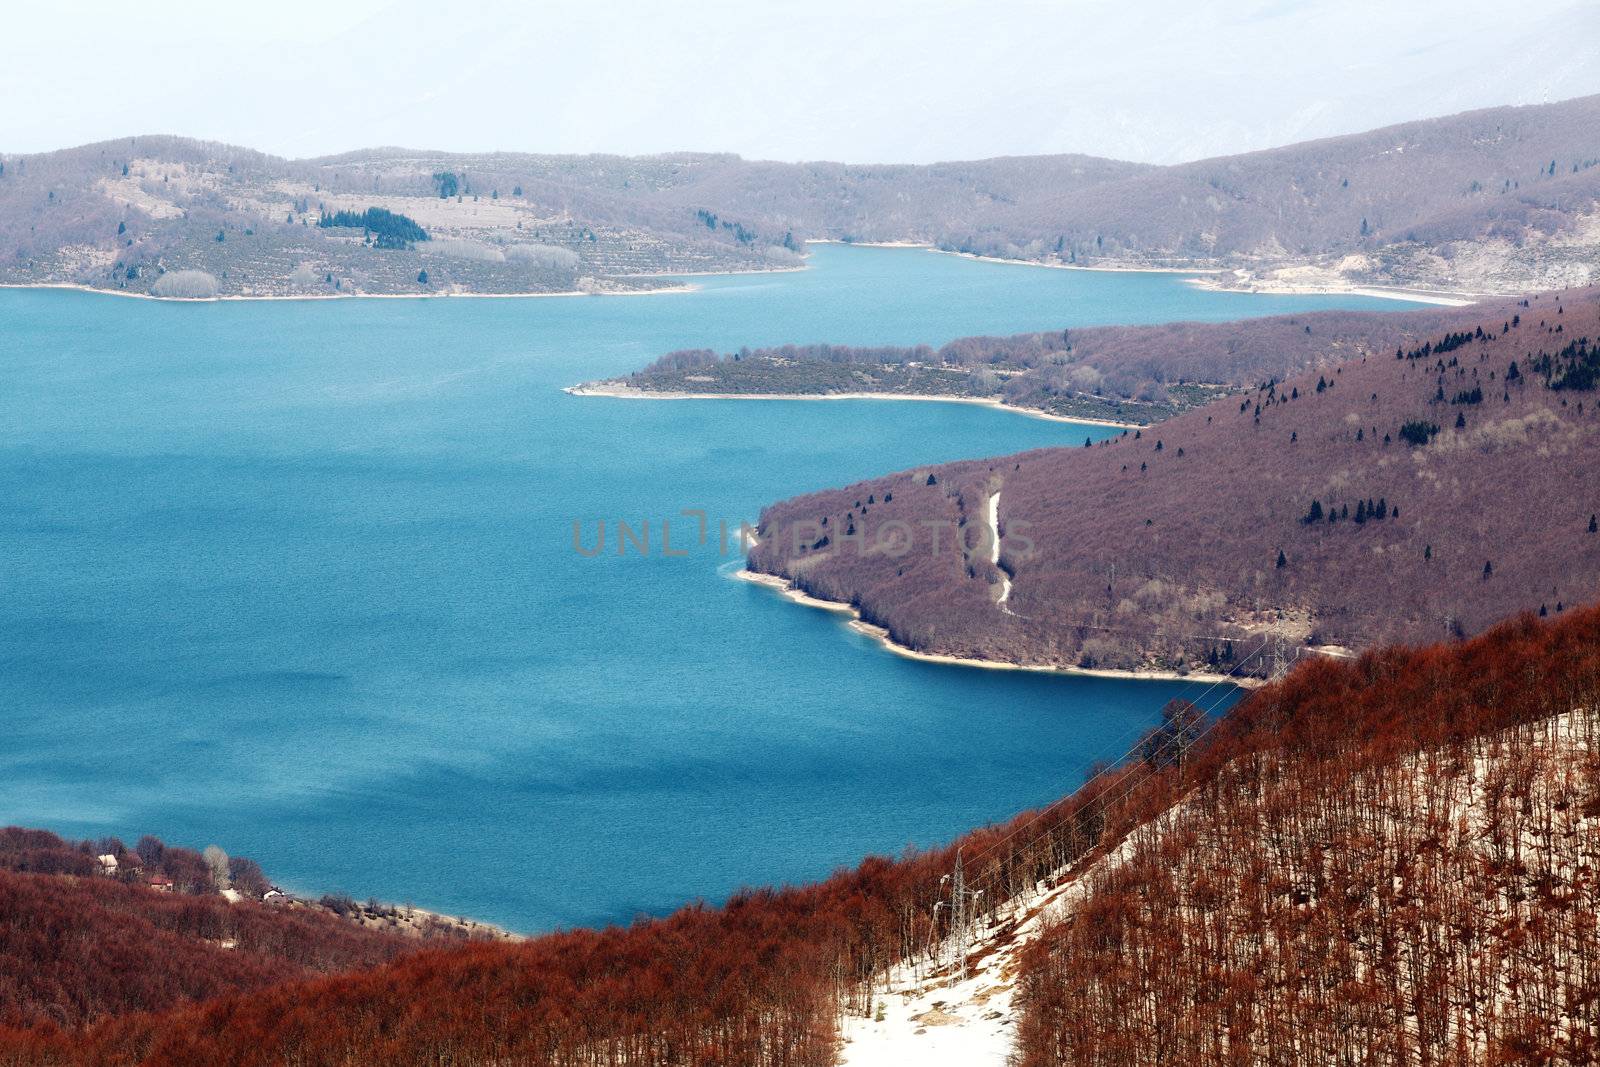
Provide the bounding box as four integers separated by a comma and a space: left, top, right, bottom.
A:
601, 300, 1485, 424
0, 829, 416, 1031
3, 95, 1598, 297
1012, 612, 1600, 1065
0, 137, 770, 298
747, 288, 1600, 674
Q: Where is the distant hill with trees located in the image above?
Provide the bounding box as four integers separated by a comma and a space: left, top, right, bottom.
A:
2, 95, 1597, 297
600, 302, 1483, 424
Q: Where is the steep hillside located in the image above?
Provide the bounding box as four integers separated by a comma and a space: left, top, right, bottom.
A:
843, 613, 1600, 1066
3, 95, 1598, 297
747, 289, 1600, 675
0, 828, 416, 1031
0, 869, 413, 1031
1012, 623, 1600, 1066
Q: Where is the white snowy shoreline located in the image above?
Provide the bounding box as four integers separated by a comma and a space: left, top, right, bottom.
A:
0, 280, 698, 303
734, 569, 1251, 687
565, 382, 1141, 429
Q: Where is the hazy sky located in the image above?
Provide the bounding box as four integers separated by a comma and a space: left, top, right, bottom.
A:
9, 0, 1600, 163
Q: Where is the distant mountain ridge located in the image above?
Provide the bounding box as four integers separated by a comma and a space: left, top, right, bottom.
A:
2, 94, 1597, 297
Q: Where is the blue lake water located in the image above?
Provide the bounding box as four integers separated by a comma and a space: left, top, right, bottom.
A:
0, 246, 1416, 931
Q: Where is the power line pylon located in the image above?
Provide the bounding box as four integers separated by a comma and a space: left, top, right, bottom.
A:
1271, 630, 1289, 680
935, 848, 983, 987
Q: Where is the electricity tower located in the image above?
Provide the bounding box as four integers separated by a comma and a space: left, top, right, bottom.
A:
935, 849, 983, 987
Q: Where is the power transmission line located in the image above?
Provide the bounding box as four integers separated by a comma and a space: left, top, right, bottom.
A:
925, 639, 1280, 982
962, 638, 1273, 873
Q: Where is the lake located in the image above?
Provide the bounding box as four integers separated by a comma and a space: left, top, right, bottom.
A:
0, 246, 1416, 930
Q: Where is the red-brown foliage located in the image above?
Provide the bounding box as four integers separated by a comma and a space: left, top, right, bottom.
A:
0, 830, 104, 880
0, 869, 412, 1032
1, 828, 231, 896
1011, 606, 1600, 1065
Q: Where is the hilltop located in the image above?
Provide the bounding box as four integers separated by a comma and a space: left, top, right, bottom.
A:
0, 827, 515, 1036
3, 94, 1598, 298
745, 288, 1600, 676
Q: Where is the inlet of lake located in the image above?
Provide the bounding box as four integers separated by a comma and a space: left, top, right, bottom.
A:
0, 245, 1419, 930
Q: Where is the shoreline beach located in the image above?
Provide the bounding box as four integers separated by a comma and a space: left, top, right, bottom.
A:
927, 247, 1227, 275
0, 280, 700, 303
564, 382, 1141, 428
4, 246, 1482, 307
735, 569, 1257, 687
805, 241, 1487, 303
1183, 275, 1477, 307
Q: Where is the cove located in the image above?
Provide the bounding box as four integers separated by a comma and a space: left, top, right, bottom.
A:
0, 245, 1419, 931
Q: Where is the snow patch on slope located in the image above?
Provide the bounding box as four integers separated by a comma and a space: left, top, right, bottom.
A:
987, 490, 1016, 616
